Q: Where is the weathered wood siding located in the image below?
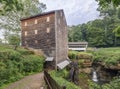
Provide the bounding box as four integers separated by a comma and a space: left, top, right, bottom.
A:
21, 13, 56, 56
55, 10, 68, 64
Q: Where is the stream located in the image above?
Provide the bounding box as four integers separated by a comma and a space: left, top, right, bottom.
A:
92, 70, 98, 82
91, 64, 120, 85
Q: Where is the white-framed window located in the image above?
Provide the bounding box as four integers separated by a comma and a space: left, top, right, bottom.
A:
24, 31, 27, 36
46, 28, 50, 33
24, 22, 27, 26
34, 19, 38, 24
34, 30, 38, 34
58, 18, 60, 24
46, 17, 50, 22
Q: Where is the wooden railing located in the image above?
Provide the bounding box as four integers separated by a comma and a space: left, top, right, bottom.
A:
44, 71, 66, 89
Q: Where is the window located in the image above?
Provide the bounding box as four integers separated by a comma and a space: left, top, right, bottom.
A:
46, 28, 50, 33
24, 22, 27, 26
35, 40, 38, 44
58, 18, 60, 24
46, 17, 50, 22
24, 31, 27, 36
34, 19, 38, 24
61, 12, 63, 17
34, 30, 38, 34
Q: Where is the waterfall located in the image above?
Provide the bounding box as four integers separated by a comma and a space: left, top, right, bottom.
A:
92, 71, 98, 82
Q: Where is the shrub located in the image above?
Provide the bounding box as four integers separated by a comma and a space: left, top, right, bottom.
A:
49, 70, 81, 89
17, 48, 34, 55
77, 52, 93, 59
22, 55, 45, 73
78, 59, 84, 68
93, 48, 120, 66
0, 45, 45, 87
88, 78, 120, 89
68, 51, 78, 59
68, 51, 93, 60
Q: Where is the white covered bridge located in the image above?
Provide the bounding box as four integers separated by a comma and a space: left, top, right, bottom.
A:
68, 42, 88, 51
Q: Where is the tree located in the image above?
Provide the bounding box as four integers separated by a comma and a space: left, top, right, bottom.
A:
97, 4, 120, 46
113, 26, 120, 37
0, 0, 46, 43
3, 30, 9, 44
96, 0, 120, 8
80, 24, 88, 41
0, 0, 23, 15
87, 27, 106, 47
0, 0, 46, 32
8, 34, 20, 50
0, 38, 2, 44
68, 25, 83, 42
68, 1, 120, 47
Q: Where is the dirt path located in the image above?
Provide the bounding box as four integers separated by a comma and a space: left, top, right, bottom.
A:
4, 73, 44, 89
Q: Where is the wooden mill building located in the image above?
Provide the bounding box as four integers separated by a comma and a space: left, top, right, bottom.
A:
21, 10, 69, 69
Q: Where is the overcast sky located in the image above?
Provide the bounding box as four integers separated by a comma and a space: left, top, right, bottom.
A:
0, 0, 100, 39
40, 0, 100, 25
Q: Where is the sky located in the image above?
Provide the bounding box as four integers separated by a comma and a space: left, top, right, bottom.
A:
0, 30, 4, 39
0, 0, 100, 39
40, 0, 100, 25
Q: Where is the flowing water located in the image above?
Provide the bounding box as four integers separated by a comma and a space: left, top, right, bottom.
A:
92, 71, 98, 82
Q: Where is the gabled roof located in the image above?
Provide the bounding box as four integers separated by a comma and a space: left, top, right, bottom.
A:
21, 9, 63, 21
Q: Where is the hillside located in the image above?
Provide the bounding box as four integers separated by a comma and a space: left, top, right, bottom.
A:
0, 45, 45, 88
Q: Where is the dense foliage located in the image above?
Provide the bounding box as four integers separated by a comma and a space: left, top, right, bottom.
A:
0, 0, 23, 15
68, 51, 93, 60
68, 6, 120, 47
93, 47, 120, 66
8, 34, 20, 50
0, 45, 45, 87
0, 0, 46, 43
89, 77, 120, 89
96, 0, 120, 8
49, 70, 81, 89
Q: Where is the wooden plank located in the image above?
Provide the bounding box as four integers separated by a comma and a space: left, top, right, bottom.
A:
57, 60, 71, 69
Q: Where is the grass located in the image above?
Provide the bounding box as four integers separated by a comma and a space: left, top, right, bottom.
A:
0, 44, 45, 88
93, 47, 120, 66
68, 50, 93, 60
0, 83, 11, 89
49, 70, 81, 89
79, 73, 90, 89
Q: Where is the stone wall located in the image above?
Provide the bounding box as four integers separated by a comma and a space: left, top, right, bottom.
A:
21, 13, 56, 57
55, 10, 68, 64
21, 10, 68, 68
